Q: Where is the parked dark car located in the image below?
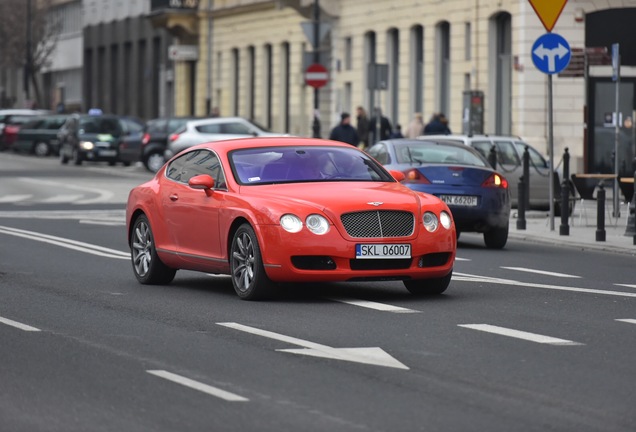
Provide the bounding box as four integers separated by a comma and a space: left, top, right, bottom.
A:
13, 114, 69, 156
119, 116, 202, 172
58, 114, 144, 166
0, 110, 49, 151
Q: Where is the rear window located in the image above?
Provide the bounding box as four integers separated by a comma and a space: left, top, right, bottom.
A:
79, 117, 121, 135
146, 119, 168, 133
395, 141, 488, 167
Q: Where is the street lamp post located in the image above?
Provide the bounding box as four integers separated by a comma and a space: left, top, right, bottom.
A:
311, 0, 321, 138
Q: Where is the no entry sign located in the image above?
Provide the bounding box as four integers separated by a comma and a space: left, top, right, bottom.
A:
305, 63, 328, 88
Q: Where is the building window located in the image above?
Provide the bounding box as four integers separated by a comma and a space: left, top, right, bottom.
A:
489, 12, 511, 135
387, 28, 400, 126
410, 25, 424, 115
264, 44, 273, 129
364, 31, 376, 113
344, 37, 352, 70
465, 22, 471, 61
232, 48, 240, 116
248, 46, 255, 121
435, 21, 450, 117
281, 42, 291, 133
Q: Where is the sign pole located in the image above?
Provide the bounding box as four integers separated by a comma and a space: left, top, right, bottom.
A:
548, 74, 555, 231
312, 0, 321, 138
613, 43, 620, 217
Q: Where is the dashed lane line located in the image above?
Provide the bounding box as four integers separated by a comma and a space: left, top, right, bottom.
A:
0, 316, 41, 332
146, 370, 249, 402
616, 319, 636, 325
458, 324, 583, 346
500, 267, 581, 278
329, 298, 420, 313
0, 194, 32, 203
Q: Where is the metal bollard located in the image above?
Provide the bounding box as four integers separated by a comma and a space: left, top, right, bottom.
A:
559, 148, 570, 236
523, 146, 530, 211
517, 176, 526, 230
625, 168, 636, 243
596, 181, 606, 242
488, 145, 497, 169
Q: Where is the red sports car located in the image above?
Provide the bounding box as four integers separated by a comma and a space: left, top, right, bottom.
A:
126, 137, 456, 300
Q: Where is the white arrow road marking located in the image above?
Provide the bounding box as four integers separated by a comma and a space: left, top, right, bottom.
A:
615, 284, 636, 289
459, 324, 583, 346
0, 316, 41, 332
454, 272, 636, 299
218, 322, 409, 370
0, 194, 32, 203
147, 370, 248, 402
500, 267, 581, 278
19, 177, 115, 204
616, 319, 636, 325
0, 225, 129, 259
329, 298, 420, 313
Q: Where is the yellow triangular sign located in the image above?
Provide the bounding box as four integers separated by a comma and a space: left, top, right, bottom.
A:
528, 0, 568, 32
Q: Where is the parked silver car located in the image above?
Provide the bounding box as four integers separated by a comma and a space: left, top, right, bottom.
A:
164, 117, 289, 159
420, 134, 572, 215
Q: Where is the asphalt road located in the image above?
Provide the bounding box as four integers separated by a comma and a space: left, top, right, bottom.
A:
1, 153, 635, 432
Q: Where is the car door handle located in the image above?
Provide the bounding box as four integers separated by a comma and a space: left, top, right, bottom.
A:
169, 194, 178, 201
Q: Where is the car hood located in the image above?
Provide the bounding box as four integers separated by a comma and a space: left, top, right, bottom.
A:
240, 181, 442, 222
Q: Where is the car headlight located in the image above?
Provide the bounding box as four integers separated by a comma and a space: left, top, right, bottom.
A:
80, 141, 94, 150
423, 211, 439, 232
305, 214, 330, 235
280, 214, 303, 233
440, 211, 452, 229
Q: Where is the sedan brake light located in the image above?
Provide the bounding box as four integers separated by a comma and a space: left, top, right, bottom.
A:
404, 169, 431, 184
169, 132, 180, 142
482, 173, 508, 189
141, 133, 151, 145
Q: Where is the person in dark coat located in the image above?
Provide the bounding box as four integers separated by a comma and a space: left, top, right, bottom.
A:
329, 112, 359, 146
423, 112, 451, 135
368, 107, 393, 142
355, 106, 370, 149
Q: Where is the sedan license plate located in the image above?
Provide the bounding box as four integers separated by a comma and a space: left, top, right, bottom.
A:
438, 195, 478, 207
355, 244, 411, 259
98, 149, 117, 157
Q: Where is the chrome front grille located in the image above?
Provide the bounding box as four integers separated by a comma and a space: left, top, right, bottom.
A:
340, 210, 414, 238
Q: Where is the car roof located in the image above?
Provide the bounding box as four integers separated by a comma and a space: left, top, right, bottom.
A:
421, 134, 524, 141
0, 109, 43, 115
186, 137, 355, 154
187, 117, 249, 126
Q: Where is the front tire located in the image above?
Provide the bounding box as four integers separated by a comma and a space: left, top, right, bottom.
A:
404, 270, 452, 295
230, 224, 274, 300
33, 141, 50, 156
130, 214, 176, 285
483, 225, 509, 249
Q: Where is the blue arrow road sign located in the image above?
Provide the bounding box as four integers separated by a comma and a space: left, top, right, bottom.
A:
532, 33, 571, 75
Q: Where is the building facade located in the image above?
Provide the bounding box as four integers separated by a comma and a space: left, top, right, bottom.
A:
154, 0, 636, 175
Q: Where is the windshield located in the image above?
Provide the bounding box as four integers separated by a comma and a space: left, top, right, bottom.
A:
79, 117, 121, 136
394, 141, 489, 167
230, 146, 393, 184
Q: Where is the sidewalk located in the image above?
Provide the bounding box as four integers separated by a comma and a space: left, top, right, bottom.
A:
508, 199, 636, 255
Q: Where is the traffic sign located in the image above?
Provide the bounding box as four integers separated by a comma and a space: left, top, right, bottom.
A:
305, 63, 328, 88
532, 33, 571, 75
528, 0, 568, 32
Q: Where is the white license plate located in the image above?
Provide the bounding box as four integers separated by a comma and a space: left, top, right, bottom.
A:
98, 149, 117, 157
438, 195, 478, 206
355, 243, 411, 259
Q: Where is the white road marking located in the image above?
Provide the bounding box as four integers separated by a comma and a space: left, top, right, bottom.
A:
0, 209, 125, 222
218, 322, 409, 369
40, 194, 85, 203
458, 324, 583, 346
454, 257, 470, 261
329, 298, 420, 313
453, 272, 636, 299
500, 267, 580, 278
146, 370, 248, 402
616, 319, 636, 325
0, 194, 32, 203
614, 284, 636, 289
0, 225, 129, 259
19, 177, 115, 204
0, 316, 41, 332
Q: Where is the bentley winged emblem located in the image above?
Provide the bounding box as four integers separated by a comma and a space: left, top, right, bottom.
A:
367, 202, 383, 206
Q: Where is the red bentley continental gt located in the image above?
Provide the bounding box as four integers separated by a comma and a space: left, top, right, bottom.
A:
126, 137, 456, 300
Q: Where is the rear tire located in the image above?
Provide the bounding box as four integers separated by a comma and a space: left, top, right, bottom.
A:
483, 225, 508, 249
33, 141, 50, 156
230, 224, 275, 300
404, 270, 452, 295
144, 151, 166, 173
130, 214, 176, 285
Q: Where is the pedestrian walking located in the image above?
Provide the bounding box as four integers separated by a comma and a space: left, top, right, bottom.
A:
355, 106, 370, 149
406, 112, 425, 138
329, 112, 359, 146
423, 112, 451, 135
369, 107, 393, 142
390, 124, 404, 138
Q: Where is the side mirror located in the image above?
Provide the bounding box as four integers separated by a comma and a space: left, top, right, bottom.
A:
389, 170, 405, 182
188, 174, 215, 196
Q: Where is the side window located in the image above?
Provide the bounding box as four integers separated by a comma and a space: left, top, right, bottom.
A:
178, 149, 227, 188
368, 144, 390, 165
222, 122, 252, 135
196, 123, 221, 134
515, 141, 548, 168
470, 140, 493, 159
165, 154, 188, 182
494, 140, 520, 165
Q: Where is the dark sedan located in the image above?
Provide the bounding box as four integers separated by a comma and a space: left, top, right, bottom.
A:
368, 138, 511, 249
13, 114, 69, 156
